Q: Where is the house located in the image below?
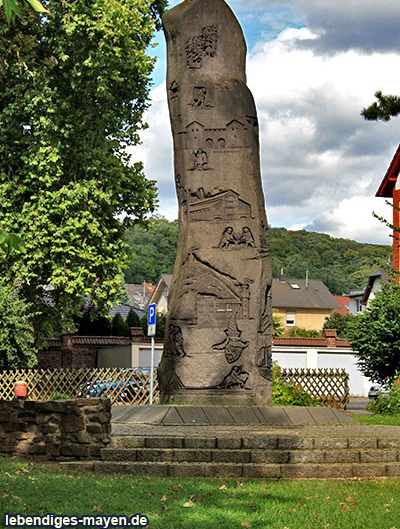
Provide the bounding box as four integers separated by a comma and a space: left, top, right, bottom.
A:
376, 143, 400, 271
147, 274, 172, 313
333, 295, 349, 316
272, 274, 339, 331
125, 282, 155, 310
346, 289, 365, 315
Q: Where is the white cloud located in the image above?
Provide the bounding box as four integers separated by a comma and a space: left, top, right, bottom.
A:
130, 15, 400, 246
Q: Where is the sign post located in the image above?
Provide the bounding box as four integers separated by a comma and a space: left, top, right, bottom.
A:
147, 304, 157, 405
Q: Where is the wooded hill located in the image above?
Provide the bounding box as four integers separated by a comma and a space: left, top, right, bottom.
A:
124, 218, 390, 295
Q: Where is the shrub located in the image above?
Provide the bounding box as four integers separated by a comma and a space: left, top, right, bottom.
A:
272, 363, 319, 406
50, 392, 71, 400
367, 378, 400, 415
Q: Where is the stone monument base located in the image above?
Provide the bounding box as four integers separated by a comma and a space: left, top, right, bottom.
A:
160, 388, 272, 406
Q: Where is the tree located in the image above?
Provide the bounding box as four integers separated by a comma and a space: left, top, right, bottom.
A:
348, 283, 400, 384
0, 0, 165, 341
112, 313, 130, 337
323, 312, 357, 339
362, 91, 400, 122
126, 307, 141, 328
0, 278, 37, 369
1, 0, 47, 23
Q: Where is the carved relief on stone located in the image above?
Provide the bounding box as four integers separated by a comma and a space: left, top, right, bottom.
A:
174, 251, 250, 327
175, 174, 187, 206
188, 189, 252, 222
190, 148, 209, 170
185, 25, 218, 69
259, 283, 272, 333
179, 119, 253, 151
218, 226, 255, 249
168, 372, 185, 390
256, 346, 272, 381
212, 313, 249, 363
217, 365, 249, 389
164, 324, 187, 358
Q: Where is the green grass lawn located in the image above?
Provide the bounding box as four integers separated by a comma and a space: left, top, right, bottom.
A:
353, 413, 400, 426
1, 458, 400, 529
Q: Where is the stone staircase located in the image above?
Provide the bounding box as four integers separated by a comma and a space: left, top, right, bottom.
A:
61, 431, 400, 479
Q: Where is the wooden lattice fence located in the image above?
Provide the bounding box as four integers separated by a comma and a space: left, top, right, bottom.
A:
0, 368, 159, 406
280, 368, 350, 409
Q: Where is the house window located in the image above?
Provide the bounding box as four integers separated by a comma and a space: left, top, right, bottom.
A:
356, 299, 363, 313
286, 311, 296, 326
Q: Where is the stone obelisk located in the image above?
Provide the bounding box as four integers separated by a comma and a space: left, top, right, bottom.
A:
158, 0, 273, 405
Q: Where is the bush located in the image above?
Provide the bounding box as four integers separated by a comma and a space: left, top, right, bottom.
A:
367, 378, 400, 415
50, 392, 71, 400
285, 327, 321, 338
272, 363, 319, 406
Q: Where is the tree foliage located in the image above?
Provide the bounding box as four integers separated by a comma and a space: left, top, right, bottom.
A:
348, 283, 400, 384
0, 279, 37, 369
0, 0, 165, 340
323, 312, 358, 339
361, 91, 400, 122
124, 219, 389, 295
0, 0, 47, 23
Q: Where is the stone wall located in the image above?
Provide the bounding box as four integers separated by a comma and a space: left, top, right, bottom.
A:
0, 398, 111, 461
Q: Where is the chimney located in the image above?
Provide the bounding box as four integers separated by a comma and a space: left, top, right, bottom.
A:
323, 328, 337, 347
278, 268, 286, 283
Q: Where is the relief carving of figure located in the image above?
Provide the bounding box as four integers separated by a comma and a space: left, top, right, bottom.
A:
165, 324, 187, 358
192, 148, 208, 170
237, 227, 255, 247
212, 313, 249, 363
218, 365, 249, 389
218, 227, 236, 249
190, 86, 207, 107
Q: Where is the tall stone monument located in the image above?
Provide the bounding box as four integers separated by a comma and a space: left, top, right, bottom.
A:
158, 0, 273, 405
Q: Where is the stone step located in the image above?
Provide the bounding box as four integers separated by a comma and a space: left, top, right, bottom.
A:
101, 447, 400, 464
111, 435, 400, 450
59, 460, 400, 479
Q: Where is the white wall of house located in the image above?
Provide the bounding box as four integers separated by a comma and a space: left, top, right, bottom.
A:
272, 346, 371, 397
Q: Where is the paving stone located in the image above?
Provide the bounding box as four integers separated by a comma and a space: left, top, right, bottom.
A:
173, 449, 212, 462
168, 463, 207, 477
324, 451, 360, 463
242, 437, 277, 449
281, 464, 321, 478
101, 449, 137, 461
141, 406, 170, 424
348, 438, 377, 449
184, 437, 216, 449
309, 407, 339, 425
360, 450, 397, 463
228, 407, 261, 424
243, 464, 282, 478
331, 408, 357, 424
162, 408, 184, 425
352, 463, 387, 478
94, 462, 169, 475
289, 450, 325, 464
206, 464, 243, 478
278, 437, 314, 450
145, 437, 184, 448
211, 449, 250, 463
285, 407, 316, 426
386, 463, 400, 476
314, 437, 348, 450
250, 450, 289, 464
217, 438, 242, 449
257, 407, 291, 425
378, 438, 400, 449
176, 407, 209, 425
202, 407, 234, 425
111, 436, 145, 449
319, 464, 353, 479
136, 449, 175, 462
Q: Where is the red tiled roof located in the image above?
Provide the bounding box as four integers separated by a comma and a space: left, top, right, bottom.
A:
376, 144, 400, 198
333, 295, 349, 316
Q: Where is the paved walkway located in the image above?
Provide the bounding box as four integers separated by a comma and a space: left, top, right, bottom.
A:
111, 404, 355, 427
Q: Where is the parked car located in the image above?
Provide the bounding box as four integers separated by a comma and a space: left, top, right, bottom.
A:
78, 369, 143, 402
368, 384, 389, 399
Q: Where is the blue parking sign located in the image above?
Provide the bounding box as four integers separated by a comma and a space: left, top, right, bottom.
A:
147, 304, 157, 336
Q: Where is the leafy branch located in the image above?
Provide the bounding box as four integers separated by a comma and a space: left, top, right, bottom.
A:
361, 90, 400, 122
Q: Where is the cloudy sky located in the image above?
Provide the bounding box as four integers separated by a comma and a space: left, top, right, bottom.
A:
130, 0, 400, 245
